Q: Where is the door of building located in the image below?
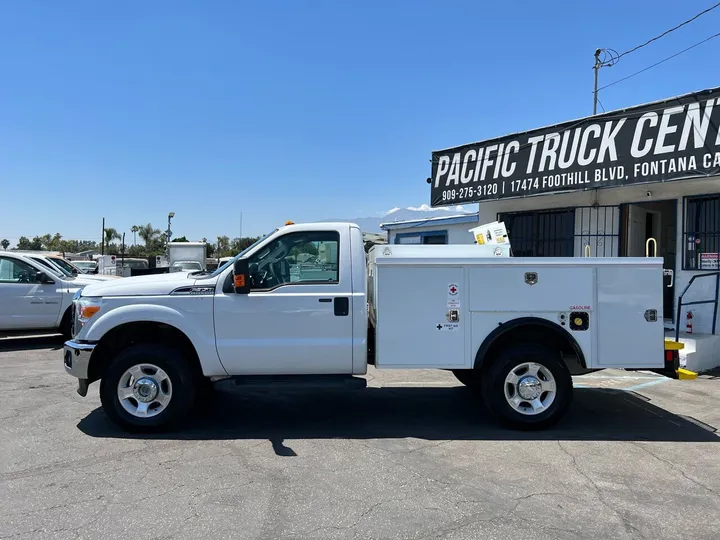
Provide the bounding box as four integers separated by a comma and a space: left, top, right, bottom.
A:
623, 201, 677, 324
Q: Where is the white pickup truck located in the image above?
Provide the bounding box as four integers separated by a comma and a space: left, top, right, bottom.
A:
0, 252, 97, 339
63, 221, 665, 432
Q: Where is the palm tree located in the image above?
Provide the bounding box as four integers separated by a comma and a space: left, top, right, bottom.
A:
131, 225, 139, 246
0, 239, 9, 250
50, 233, 63, 251
137, 223, 162, 248
104, 227, 121, 250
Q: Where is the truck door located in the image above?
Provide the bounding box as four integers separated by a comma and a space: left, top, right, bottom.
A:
213, 229, 354, 375
0, 256, 62, 330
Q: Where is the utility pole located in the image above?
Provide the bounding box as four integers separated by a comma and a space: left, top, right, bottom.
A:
593, 48, 601, 115
101, 217, 105, 255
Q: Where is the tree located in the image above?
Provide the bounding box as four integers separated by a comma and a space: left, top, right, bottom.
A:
216, 235, 231, 258
48, 233, 63, 251
38, 234, 53, 250
172, 236, 189, 243
103, 228, 121, 251
229, 236, 260, 255
138, 223, 162, 248
1, 239, 9, 250
131, 225, 139, 246
16, 236, 31, 250
127, 244, 147, 257
28, 236, 43, 250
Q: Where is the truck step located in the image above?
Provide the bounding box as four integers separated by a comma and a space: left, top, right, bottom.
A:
231, 374, 367, 390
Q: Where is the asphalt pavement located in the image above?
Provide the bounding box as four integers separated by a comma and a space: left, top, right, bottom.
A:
1, 337, 719, 540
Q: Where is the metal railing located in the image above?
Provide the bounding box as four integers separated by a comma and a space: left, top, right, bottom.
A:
675, 271, 720, 342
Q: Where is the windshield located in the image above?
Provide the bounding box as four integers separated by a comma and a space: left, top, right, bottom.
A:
31, 257, 74, 279
208, 229, 278, 278
173, 261, 202, 270
121, 259, 149, 269
50, 257, 80, 274
74, 261, 96, 272
27, 257, 66, 279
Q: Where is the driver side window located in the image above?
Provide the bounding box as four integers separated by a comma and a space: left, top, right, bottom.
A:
0, 257, 41, 284
246, 231, 340, 290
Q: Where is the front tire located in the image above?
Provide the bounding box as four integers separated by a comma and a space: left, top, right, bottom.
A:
482, 344, 572, 430
60, 308, 73, 341
99, 343, 198, 433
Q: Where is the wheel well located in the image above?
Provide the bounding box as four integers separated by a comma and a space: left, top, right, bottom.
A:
475, 319, 588, 375
60, 305, 72, 326
88, 322, 202, 383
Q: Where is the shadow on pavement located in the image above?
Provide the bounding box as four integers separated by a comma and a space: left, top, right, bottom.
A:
0, 336, 63, 352
77, 384, 719, 444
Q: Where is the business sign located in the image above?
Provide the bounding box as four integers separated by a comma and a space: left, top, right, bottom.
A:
430, 87, 720, 207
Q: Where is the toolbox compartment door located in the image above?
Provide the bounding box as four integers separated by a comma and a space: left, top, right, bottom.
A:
595, 265, 664, 368
374, 265, 467, 369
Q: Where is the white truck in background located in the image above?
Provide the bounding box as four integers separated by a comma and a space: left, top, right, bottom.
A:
1, 252, 94, 339
167, 242, 207, 273
63, 221, 666, 433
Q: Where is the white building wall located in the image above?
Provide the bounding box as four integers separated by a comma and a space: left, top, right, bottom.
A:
387, 221, 478, 245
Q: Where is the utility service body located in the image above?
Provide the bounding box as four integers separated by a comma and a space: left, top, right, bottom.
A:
431, 88, 720, 206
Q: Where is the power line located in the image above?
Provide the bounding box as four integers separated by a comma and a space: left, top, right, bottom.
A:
598, 31, 720, 91
614, 2, 720, 62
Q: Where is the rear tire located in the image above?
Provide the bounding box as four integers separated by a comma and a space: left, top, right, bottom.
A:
99, 343, 198, 433
481, 344, 572, 430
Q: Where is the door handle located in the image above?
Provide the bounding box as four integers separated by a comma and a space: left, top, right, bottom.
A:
334, 297, 349, 316
318, 298, 332, 303
663, 269, 674, 288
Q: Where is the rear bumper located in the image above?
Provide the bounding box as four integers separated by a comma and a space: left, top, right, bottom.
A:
63, 340, 96, 380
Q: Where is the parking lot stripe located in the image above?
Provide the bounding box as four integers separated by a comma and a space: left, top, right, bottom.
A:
623, 378, 671, 392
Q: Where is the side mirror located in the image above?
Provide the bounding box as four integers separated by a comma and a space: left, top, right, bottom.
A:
232, 259, 251, 294
36, 271, 53, 284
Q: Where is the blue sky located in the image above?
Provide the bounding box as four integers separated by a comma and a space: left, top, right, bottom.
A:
1, 0, 719, 244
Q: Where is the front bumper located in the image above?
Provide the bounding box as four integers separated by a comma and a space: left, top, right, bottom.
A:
63, 340, 96, 380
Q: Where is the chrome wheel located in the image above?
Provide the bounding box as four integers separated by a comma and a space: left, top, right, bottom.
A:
503, 362, 556, 416
117, 363, 172, 418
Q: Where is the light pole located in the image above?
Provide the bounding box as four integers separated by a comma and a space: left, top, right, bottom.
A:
166, 212, 175, 244
166, 212, 175, 260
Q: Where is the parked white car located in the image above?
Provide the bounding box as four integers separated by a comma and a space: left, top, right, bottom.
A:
0, 252, 91, 338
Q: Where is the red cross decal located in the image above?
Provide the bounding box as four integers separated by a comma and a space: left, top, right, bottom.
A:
449, 286, 457, 294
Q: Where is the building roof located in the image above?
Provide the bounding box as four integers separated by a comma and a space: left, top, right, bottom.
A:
380, 213, 478, 231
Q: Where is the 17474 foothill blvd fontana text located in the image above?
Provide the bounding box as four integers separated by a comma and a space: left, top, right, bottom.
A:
430, 87, 720, 206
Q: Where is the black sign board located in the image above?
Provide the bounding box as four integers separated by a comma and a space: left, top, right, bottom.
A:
430, 87, 720, 207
